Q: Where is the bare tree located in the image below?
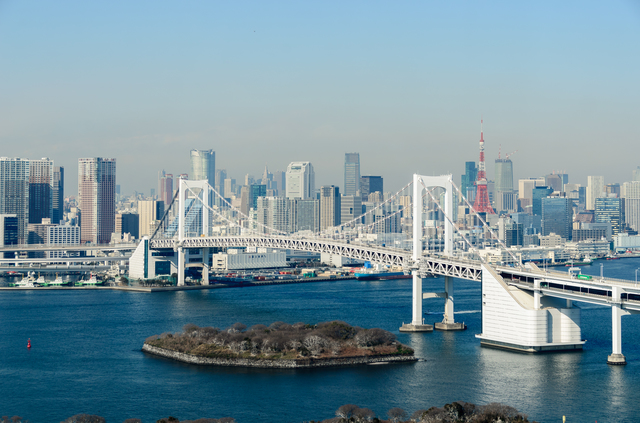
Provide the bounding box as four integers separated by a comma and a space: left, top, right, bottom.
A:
226, 322, 247, 333
60, 415, 106, 423
388, 407, 407, 423
336, 404, 359, 421
352, 407, 375, 422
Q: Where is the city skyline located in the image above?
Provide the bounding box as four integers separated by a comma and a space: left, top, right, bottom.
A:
1, 1, 639, 195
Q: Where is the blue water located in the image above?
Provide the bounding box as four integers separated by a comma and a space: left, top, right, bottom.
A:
2, 259, 640, 422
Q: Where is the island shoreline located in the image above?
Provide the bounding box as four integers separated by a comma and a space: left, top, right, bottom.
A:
142, 343, 418, 368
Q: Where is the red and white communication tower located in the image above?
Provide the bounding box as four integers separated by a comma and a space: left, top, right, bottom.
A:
472, 119, 495, 214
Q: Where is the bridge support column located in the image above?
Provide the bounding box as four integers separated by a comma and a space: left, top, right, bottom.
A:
202, 247, 209, 285
435, 276, 466, 331
399, 174, 433, 333
177, 247, 185, 287
608, 287, 626, 365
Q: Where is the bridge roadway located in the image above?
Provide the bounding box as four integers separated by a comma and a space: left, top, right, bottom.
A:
0, 243, 138, 253
151, 235, 640, 304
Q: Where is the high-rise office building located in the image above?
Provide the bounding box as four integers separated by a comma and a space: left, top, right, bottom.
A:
633, 166, 640, 182
320, 185, 341, 230
0, 158, 30, 243
494, 158, 515, 213
249, 184, 267, 209
461, 161, 477, 202
595, 197, 625, 236
0, 214, 19, 257
138, 200, 164, 238
78, 158, 116, 244
190, 150, 215, 185
28, 158, 53, 224
494, 158, 514, 193
53, 166, 64, 224
272, 170, 286, 196
341, 195, 362, 227
286, 162, 315, 200
531, 186, 553, 216
622, 181, 640, 232
256, 196, 291, 234
344, 153, 360, 196
292, 199, 319, 233
116, 212, 139, 239
360, 176, 383, 202
605, 183, 621, 198
586, 176, 605, 210
542, 197, 572, 240
545, 173, 563, 192
159, 171, 174, 206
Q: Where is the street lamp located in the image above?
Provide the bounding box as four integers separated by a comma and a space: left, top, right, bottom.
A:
636, 268, 639, 284
600, 263, 604, 280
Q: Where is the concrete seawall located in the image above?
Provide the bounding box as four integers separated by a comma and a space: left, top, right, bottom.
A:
142, 344, 417, 368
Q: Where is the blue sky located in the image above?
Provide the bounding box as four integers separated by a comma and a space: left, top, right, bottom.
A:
1, 1, 639, 196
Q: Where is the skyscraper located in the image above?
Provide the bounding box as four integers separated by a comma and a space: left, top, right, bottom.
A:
0, 158, 30, 243
190, 149, 215, 186
344, 153, 360, 196
320, 185, 341, 230
159, 171, 174, 206
28, 158, 53, 224
532, 186, 553, 216
53, 166, 64, 224
494, 157, 515, 213
78, 158, 116, 244
542, 197, 572, 240
586, 176, 605, 210
360, 176, 383, 202
286, 162, 315, 200
460, 161, 477, 202
595, 197, 625, 236
494, 158, 514, 193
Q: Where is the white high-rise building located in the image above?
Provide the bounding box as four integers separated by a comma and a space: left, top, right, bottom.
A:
586, 176, 605, 211
286, 162, 315, 200
0, 158, 30, 243
623, 181, 640, 232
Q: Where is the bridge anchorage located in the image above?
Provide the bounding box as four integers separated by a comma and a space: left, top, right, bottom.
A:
129, 175, 640, 364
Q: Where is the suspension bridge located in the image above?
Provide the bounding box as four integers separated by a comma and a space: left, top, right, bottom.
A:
128, 174, 640, 365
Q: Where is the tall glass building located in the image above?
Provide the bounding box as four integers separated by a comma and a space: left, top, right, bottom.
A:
542, 197, 572, 240
461, 161, 477, 202
0, 158, 30, 243
189, 149, 216, 187
494, 158, 514, 193
360, 175, 383, 202
28, 158, 54, 225
595, 197, 625, 236
344, 153, 360, 196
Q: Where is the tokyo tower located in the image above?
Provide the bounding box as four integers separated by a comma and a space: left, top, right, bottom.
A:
472, 119, 495, 214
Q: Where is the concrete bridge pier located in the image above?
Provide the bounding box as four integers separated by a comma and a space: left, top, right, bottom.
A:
399, 174, 435, 333
201, 247, 209, 285
607, 286, 627, 365
434, 276, 466, 331
177, 247, 185, 287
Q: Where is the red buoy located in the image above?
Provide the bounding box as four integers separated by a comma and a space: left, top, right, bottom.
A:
27, 338, 31, 349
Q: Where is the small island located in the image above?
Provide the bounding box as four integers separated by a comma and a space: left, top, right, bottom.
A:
143, 321, 416, 368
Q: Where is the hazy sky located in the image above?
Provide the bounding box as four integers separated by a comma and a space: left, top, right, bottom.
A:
1, 1, 639, 196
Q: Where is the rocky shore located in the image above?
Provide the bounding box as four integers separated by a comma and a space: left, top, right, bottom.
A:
142, 343, 417, 368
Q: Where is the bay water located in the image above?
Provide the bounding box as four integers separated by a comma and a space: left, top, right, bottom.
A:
2, 259, 640, 422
